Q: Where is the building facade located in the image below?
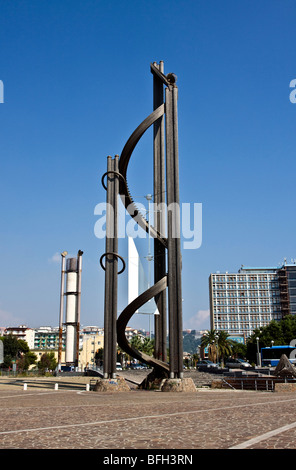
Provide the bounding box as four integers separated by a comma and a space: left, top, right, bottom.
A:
209, 263, 296, 341
78, 331, 104, 369
4, 325, 35, 349
34, 326, 65, 350
1, 324, 144, 370
278, 264, 296, 316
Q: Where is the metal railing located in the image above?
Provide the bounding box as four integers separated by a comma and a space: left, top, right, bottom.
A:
222, 376, 296, 391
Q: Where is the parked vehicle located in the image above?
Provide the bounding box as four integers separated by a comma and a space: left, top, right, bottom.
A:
130, 363, 144, 369
196, 360, 219, 371
225, 358, 251, 369
116, 362, 122, 370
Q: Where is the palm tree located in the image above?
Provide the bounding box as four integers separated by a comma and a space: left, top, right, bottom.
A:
216, 330, 234, 366
142, 337, 154, 356
200, 329, 218, 362
201, 329, 234, 365
130, 335, 154, 357
130, 335, 143, 351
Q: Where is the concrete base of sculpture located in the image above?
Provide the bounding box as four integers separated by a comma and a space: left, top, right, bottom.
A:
139, 369, 196, 392
160, 377, 196, 392
93, 377, 130, 392
138, 368, 169, 390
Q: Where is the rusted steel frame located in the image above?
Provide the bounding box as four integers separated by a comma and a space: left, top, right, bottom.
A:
152, 61, 167, 362
165, 85, 184, 379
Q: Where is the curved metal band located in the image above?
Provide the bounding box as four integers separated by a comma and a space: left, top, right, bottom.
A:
101, 170, 126, 191
117, 275, 169, 374
118, 104, 167, 248
119, 104, 165, 177
100, 252, 126, 275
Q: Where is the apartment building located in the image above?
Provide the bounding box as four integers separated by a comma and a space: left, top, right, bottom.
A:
4, 325, 35, 349
78, 331, 104, 369
34, 326, 65, 350
278, 263, 296, 316
209, 264, 291, 341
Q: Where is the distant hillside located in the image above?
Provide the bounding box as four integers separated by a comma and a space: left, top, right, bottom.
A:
182, 333, 201, 355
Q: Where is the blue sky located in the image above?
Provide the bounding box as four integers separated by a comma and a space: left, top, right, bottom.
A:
0, 0, 295, 332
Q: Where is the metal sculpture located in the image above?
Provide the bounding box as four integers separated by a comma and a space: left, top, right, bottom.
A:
101, 61, 183, 380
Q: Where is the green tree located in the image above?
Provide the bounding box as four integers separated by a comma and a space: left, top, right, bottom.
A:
200, 329, 217, 361
130, 335, 154, 356
18, 351, 37, 371
246, 315, 296, 363
94, 347, 104, 367
200, 329, 235, 364
141, 337, 154, 356
130, 335, 143, 351
281, 315, 296, 344
37, 352, 57, 373
216, 330, 235, 365
231, 341, 247, 358
3, 354, 13, 369
17, 339, 30, 354
0, 334, 32, 369
1, 334, 19, 360
192, 353, 199, 367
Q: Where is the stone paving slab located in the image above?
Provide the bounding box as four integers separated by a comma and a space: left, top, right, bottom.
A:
1, 376, 296, 450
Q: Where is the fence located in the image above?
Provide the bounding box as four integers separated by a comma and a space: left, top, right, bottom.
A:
0, 369, 51, 377
222, 376, 296, 391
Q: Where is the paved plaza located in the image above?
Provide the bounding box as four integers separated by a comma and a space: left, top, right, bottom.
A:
1, 374, 296, 452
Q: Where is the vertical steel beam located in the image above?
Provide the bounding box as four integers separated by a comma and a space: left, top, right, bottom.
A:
103, 156, 119, 379
75, 250, 83, 368
112, 155, 119, 377
165, 83, 183, 378
153, 61, 167, 362
103, 156, 113, 378
58, 252, 67, 369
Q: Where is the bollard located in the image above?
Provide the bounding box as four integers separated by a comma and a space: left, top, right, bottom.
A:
54, 383, 58, 390
23, 383, 27, 391
86, 383, 90, 392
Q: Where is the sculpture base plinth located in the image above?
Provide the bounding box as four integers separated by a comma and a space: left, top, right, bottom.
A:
93, 377, 131, 392
160, 377, 196, 392
139, 368, 169, 390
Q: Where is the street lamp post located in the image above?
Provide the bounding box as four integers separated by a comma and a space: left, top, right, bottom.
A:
145, 194, 153, 339
256, 337, 261, 367
215, 334, 219, 365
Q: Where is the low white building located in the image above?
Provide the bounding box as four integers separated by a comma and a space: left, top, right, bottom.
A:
4, 325, 35, 349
